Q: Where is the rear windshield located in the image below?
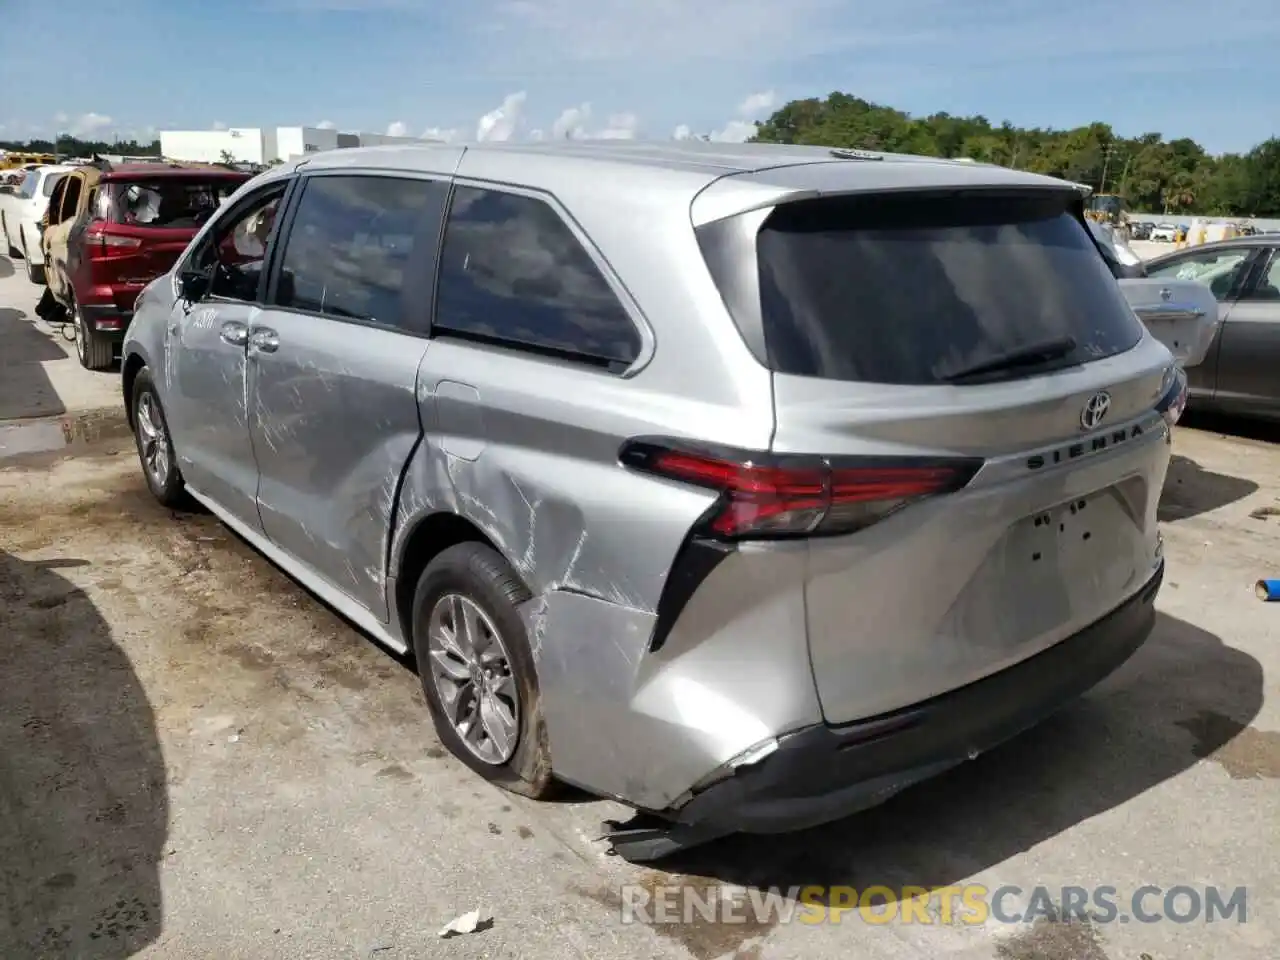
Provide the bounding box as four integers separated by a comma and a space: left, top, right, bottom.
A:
754, 191, 1144, 385
105, 178, 241, 229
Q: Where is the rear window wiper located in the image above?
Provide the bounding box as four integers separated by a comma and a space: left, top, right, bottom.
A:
938, 335, 1078, 383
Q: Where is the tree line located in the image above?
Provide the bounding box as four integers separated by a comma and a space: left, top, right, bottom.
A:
749, 93, 1280, 218
0, 135, 161, 157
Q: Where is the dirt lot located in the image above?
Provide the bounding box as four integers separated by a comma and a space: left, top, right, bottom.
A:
0, 262, 1278, 958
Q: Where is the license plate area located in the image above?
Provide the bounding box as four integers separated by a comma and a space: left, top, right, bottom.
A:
1024, 494, 1101, 566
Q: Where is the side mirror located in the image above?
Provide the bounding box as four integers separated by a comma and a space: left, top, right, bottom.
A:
178, 269, 210, 302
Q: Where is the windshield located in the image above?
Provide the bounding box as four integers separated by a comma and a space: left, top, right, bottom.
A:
752, 191, 1144, 385
106, 178, 243, 229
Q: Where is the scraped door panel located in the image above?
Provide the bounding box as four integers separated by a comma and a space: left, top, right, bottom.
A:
168, 300, 263, 532
246, 310, 428, 618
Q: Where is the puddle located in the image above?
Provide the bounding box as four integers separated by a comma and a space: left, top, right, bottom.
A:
0, 410, 131, 460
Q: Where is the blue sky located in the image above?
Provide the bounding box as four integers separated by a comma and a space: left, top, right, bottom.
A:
1, 0, 1275, 153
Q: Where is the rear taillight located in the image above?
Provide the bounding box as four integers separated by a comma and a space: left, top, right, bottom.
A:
1156, 364, 1188, 428
619, 439, 983, 540
84, 222, 141, 256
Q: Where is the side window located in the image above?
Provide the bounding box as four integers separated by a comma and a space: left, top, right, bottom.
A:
44, 179, 66, 225
435, 186, 642, 369
1241, 251, 1280, 302
59, 176, 83, 222
273, 174, 445, 332
84, 187, 100, 222
1146, 248, 1252, 301
190, 185, 286, 303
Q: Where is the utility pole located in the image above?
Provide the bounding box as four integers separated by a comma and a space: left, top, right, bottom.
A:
1099, 143, 1118, 194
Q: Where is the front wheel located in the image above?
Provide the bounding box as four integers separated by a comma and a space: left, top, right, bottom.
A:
131, 368, 187, 507
411, 543, 556, 799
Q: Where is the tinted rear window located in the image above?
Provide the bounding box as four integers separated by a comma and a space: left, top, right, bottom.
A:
754, 192, 1143, 385
106, 178, 242, 228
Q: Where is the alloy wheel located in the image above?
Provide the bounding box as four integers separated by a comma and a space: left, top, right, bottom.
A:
135, 391, 172, 488
426, 593, 520, 765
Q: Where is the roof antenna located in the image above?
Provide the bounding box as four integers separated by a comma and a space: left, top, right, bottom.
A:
829, 148, 884, 161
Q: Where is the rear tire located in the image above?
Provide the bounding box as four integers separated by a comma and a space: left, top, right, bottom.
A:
72, 297, 114, 371
131, 368, 187, 508
20, 236, 44, 285
411, 543, 557, 800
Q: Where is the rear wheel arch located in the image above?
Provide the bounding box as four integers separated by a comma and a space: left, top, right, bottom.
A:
393, 512, 531, 644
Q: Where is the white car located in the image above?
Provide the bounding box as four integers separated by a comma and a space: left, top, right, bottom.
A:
1149, 223, 1178, 243
1, 164, 75, 283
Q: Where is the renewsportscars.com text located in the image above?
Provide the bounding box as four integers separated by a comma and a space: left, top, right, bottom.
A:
619, 884, 1248, 926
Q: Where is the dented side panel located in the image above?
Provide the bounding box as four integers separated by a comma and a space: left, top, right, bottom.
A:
391, 342, 728, 609
390, 338, 782, 805
248, 308, 429, 619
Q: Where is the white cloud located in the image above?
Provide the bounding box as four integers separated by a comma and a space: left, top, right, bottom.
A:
676, 91, 769, 144
53, 112, 69, 125
316, 119, 338, 129
551, 103, 591, 140
476, 91, 527, 141
420, 126, 457, 142
528, 128, 546, 140
386, 120, 409, 136
547, 103, 638, 140
597, 112, 639, 139
212, 120, 228, 130
67, 112, 113, 137
737, 90, 777, 116
709, 119, 758, 142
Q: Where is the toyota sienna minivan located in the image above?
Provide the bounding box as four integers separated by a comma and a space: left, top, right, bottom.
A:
121, 140, 1185, 860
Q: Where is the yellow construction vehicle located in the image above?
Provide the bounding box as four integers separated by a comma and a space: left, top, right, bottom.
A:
1084, 193, 1126, 225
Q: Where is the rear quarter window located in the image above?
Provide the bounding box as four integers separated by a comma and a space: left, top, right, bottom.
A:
434, 186, 642, 370
754, 191, 1144, 385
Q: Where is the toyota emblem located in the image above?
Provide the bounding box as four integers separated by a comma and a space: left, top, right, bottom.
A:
1081, 392, 1112, 430
1160, 287, 1173, 301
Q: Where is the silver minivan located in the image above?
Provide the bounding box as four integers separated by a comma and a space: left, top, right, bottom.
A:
121, 142, 1185, 860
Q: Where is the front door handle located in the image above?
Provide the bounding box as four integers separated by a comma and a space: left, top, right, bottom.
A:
219, 321, 248, 346
249, 327, 279, 353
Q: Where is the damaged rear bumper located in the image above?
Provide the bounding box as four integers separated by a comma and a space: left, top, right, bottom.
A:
613, 561, 1162, 857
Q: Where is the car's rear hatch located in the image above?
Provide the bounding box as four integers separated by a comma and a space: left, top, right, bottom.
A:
87, 173, 247, 306
693, 166, 1175, 726
1117, 277, 1219, 368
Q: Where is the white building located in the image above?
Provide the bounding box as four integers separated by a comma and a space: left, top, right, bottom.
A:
159, 126, 435, 165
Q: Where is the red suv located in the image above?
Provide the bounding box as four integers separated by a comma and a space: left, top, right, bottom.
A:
42, 163, 251, 368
